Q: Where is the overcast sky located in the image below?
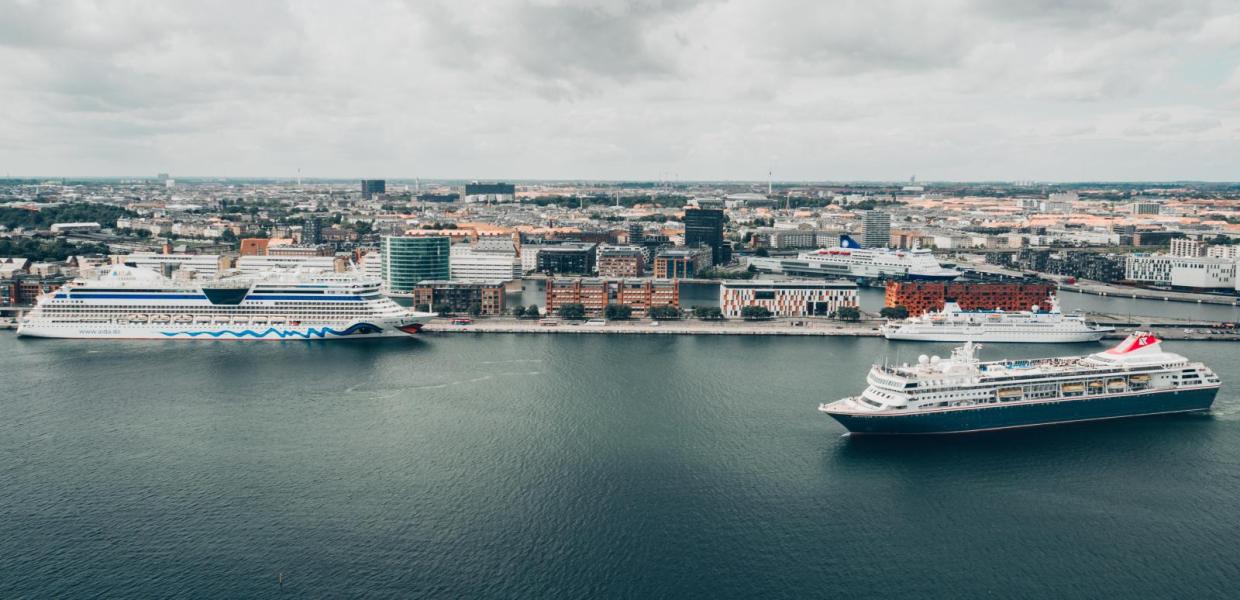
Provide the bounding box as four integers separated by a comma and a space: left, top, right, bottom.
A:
1, 0, 1238, 181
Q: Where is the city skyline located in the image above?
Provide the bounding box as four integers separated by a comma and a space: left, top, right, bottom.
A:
1, 1, 1238, 181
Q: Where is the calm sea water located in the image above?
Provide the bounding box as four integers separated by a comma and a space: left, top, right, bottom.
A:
2, 333, 1239, 598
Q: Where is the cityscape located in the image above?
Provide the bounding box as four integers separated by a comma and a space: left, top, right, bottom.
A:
3, 1, 1240, 598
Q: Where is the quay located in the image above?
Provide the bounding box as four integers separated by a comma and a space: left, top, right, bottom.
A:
422, 316, 1240, 340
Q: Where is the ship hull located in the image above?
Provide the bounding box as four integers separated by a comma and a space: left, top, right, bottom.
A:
825, 387, 1219, 435
882, 329, 1108, 343
16, 317, 430, 340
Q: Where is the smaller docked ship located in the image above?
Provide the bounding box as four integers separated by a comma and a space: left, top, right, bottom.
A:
880, 295, 1113, 343
819, 332, 1221, 435
748, 235, 960, 281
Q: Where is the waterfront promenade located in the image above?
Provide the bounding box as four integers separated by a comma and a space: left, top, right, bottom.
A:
423, 316, 1240, 340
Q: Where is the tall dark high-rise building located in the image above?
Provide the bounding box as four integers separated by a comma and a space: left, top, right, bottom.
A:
302, 217, 323, 245
683, 208, 727, 265
361, 179, 386, 199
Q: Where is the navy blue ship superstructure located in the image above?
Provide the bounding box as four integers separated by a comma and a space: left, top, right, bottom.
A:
820, 333, 1221, 435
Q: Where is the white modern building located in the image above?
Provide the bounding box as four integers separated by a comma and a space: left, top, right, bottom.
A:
235, 255, 341, 274
1125, 254, 1237, 290
450, 238, 521, 282
120, 253, 226, 278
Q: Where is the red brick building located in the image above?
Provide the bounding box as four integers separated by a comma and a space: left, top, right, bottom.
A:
546, 278, 679, 317
885, 280, 1057, 316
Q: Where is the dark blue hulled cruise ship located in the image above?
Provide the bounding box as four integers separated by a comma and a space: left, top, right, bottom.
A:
820, 333, 1221, 435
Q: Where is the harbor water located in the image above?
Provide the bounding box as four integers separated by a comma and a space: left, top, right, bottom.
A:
2, 332, 1239, 598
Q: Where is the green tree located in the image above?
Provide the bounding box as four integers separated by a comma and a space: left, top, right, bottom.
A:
414, 303, 431, 313
604, 304, 633, 320
879, 305, 909, 319
468, 303, 483, 317
740, 306, 773, 320
754, 247, 770, 257
694, 306, 724, 320
649, 305, 681, 320
557, 303, 586, 320
511, 304, 525, 317
432, 302, 453, 316
524, 304, 541, 318
835, 306, 861, 321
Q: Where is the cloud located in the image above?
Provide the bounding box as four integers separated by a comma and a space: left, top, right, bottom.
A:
0, 0, 1236, 180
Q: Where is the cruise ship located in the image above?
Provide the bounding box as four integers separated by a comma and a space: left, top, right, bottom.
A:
880, 296, 1114, 343
819, 333, 1221, 434
16, 265, 433, 340
748, 235, 960, 281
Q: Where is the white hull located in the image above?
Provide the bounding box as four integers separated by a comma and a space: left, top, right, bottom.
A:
882, 328, 1107, 343
17, 316, 431, 340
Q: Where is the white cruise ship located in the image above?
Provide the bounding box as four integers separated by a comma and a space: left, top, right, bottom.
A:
17, 265, 433, 340
881, 296, 1114, 343
748, 235, 960, 281
820, 333, 1221, 434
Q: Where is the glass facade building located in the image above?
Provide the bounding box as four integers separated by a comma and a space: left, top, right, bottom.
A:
382, 236, 450, 292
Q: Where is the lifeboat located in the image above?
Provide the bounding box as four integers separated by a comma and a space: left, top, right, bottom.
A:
151, 314, 171, 324
1107, 379, 1127, 390
251, 316, 269, 325
997, 387, 1023, 399
127, 314, 148, 323
1129, 374, 1151, 383
1088, 380, 1105, 388
1061, 383, 1085, 393
193, 315, 212, 324
269, 318, 286, 325
173, 314, 193, 323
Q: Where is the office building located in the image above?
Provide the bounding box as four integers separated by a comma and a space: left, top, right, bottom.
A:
302, 217, 323, 245
653, 247, 709, 279
719, 280, 858, 318
1125, 254, 1237, 290
381, 236, 450, 292
450, 239, 521, 282
412, 281, 506, 315
121, 253, 228, 279
545, 278, 679, 317
361, 179, 386, 199
463, 182, 516, 203
235, 255, 343, 274
862, 211, 890, 248
683, 208, 726, 265
596, 245, 646, 278
1170, 238, 1208, 258
626, 223, 644, 244
535, 242, 597, 275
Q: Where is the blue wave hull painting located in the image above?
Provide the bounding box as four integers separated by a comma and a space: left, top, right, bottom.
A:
161, 323, 384, 339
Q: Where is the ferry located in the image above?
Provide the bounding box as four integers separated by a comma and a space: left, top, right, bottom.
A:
748, 235, 960, 281
880, 295, 1114, 343
819, 333, 1221, 434
16, 265, 433, 340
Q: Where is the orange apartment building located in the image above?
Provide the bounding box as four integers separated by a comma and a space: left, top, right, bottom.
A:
885, 280, 1058, 316
545, 278, 679, 317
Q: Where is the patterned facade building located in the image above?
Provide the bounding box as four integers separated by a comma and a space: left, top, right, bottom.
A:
719, 280, 858, 318
545, 278, 679, 317
884, 280, 1057, 317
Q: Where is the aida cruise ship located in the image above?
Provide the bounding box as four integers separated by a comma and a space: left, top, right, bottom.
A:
819, 333, 1221, 434
748, 235, 960, 281
17, 265, 433, 340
